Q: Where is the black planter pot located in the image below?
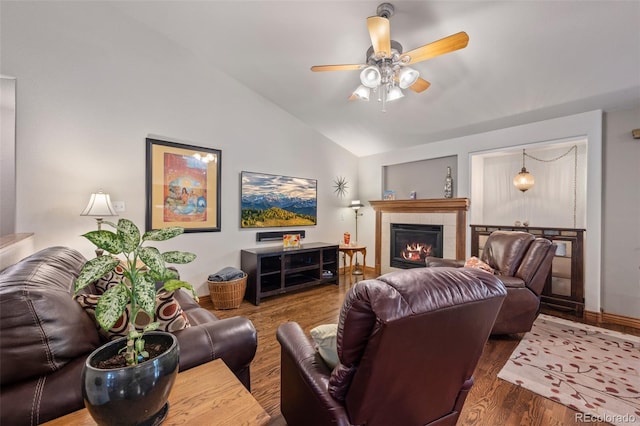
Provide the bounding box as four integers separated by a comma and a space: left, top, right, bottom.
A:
82, 331, 179, 426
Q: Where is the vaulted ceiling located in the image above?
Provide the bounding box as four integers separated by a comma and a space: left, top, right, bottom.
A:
15, 1, 640, 157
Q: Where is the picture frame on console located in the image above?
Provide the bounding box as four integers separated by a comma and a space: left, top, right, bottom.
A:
146, 137, 221, 232
240, 171, 317, 228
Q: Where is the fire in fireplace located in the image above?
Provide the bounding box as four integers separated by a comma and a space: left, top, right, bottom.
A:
390, 223, 443, 269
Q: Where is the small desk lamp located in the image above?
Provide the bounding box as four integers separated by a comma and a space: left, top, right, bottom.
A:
81, 190, 118, 256
350, 200, 364, 275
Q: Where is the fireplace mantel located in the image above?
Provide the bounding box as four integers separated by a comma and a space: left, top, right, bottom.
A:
369, 198, 469, 274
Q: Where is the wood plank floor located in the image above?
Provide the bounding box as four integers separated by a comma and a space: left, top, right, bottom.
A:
202, 271, 638, 426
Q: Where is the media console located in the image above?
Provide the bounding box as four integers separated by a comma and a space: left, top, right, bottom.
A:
241, 242, 339, 305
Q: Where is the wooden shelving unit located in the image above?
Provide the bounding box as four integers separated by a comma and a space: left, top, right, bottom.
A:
241, 242, 339, 305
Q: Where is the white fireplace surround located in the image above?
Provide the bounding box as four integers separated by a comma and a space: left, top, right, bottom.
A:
369, 199, 469, 275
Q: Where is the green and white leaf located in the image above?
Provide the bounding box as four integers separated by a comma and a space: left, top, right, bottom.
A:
143, 322, 160, 332
143, 227, 183, 242
82, 231, 123, 254
74, 256, 120, 293
96, 284, 129, 331
162, 251, 196, 264
162, 279, 193, 293
163, 268, 179, 280
134, 274, 156, 316
117, 218, 140, 253
138, 246, 165, 275
162, 279, 198, 301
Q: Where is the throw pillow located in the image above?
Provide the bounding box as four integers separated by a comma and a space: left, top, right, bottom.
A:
78, 263, 190, 340
464, 256, 494, 274
76, 290, 191, 340
310, 323, 339, 369
94, 262, 127, 293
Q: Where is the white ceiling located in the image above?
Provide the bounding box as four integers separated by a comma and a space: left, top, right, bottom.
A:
68, 1, 640, 156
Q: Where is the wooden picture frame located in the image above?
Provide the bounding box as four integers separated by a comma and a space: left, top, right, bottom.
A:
146, 138, 221, 232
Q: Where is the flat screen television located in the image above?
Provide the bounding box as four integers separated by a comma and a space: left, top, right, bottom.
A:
240, 171, 317, 228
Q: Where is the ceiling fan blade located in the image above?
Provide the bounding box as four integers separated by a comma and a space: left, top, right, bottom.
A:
402, 31, 469, 65
409, 78, 431, 93
367, 16, 392, 59
311, 64, 365, 72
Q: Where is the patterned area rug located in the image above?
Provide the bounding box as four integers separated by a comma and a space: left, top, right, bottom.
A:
498, 314, 640, 425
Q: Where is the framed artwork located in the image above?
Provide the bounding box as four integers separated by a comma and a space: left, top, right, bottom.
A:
146, 138, 221, 232
241, 171, 317, 228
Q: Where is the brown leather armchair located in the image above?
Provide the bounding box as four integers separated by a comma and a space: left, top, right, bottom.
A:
276, 267, 506, 426
426, 230, 556, 334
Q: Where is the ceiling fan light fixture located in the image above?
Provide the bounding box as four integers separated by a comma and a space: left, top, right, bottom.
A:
351, 85, 371, 101
360, 65, 382, 88
387, 86, 404, 101
398, 67, 419, 89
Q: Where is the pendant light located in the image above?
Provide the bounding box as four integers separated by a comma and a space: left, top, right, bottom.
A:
513, 149, 535, 192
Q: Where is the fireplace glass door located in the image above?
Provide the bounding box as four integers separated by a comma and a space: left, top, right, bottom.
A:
390, 224, 443, 269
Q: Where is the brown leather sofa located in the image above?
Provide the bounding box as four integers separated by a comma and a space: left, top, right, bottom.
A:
277, 267, 506, 426
426, 230, 556, 335
0, 246, 258, 425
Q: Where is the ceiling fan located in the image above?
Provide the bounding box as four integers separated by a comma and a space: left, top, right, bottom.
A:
311, 3, 469, 111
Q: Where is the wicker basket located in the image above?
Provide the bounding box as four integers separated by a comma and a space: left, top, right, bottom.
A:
207, 273, 247, 310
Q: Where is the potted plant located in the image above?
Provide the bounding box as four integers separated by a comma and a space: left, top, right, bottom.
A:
74, 218, 197, 425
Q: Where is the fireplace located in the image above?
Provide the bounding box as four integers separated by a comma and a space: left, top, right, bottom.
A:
390, 223, 443, 269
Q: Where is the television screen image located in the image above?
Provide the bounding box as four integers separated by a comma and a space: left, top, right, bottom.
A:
241, 171, 317, 228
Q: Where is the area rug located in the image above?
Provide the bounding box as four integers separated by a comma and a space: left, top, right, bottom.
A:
498, 314, 640, 425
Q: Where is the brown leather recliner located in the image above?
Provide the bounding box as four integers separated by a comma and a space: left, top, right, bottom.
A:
0, 246, 258, 425
426, 230, 556, 335
276, 267, 506, 426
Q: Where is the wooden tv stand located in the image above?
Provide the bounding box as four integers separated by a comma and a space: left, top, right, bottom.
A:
241, 242, 339, 305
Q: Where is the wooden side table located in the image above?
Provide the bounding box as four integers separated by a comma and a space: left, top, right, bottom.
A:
339, 245, 367, 275
42, 359, 270, 425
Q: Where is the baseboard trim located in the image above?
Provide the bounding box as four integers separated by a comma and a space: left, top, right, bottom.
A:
584, 310, 640, 330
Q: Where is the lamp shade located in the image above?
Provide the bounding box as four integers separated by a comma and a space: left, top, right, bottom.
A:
350, 200, 364, 209
513, 169, 535, 192
398, 67, 419, 89
387, 86, 404, 101
350, 85, 370, 101
360, 66, 382, 88
81, 191, 118, 217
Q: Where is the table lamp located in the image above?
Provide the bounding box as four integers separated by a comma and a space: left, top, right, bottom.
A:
81, 190, 118, 256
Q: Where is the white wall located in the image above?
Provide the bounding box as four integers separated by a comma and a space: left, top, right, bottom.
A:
358, 110, 605, 314
0, 77, 16, 236
1, 2, 359, 296
473, 142, 587, 228
602, 106, 640, 318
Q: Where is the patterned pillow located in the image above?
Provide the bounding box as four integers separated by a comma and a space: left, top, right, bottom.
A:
464, 256, 495, 274
76, 266, 190, 340
94, 262, 127, 293
76, 290, 191, 340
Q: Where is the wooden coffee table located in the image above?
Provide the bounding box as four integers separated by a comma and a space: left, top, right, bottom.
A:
43, 358, 270, 425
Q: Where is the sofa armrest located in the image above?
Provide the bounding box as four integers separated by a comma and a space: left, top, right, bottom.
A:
276, 322, 350, 426
425, 256, 465, 268
173, 316, 257, 376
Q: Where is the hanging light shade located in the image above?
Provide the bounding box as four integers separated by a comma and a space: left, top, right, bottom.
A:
360, 66, 382, 88
513, 149, 535, 192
